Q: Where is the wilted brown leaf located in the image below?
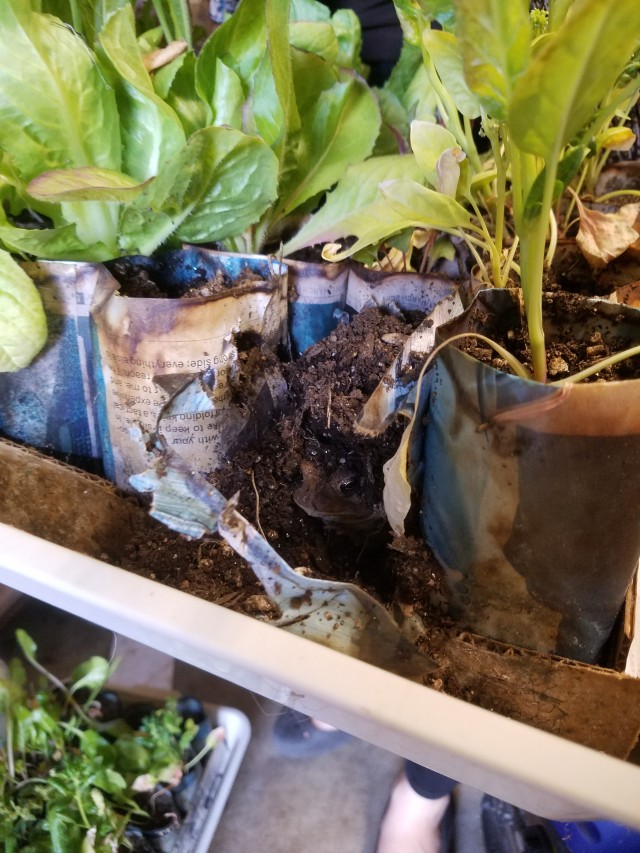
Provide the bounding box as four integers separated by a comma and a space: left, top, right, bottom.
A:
143, 40, 188, 72
608, 281, 640, 308
573, 193, 640, 269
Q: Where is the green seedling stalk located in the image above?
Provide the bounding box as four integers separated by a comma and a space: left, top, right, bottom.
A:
17, 634, 94, 727
14, 776, 53, 793
595, 189, 640, 204
546, 208, 558, 267
6, 706, 14, 779
483, 122, 508, 272
561, 166, 587, 235
456, 231, 492, 285
150, 0, 193, 49
418, 332, 532, 382
74, 782, 92, 830
68, 0, 83, 34
510, 138, 561, 383
503, 237, 520, 287
518, 218, 548, 384
183, 725, 225, 774
468, 196, 503, 287
462, 114, 483, 175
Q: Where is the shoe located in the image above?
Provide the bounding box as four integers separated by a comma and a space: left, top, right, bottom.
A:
440, 795, 456, 853
272, 708, 353, 758
480, 795, 560, 852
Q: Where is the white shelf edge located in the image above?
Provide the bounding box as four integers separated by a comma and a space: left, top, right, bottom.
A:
1, 521, 639, 827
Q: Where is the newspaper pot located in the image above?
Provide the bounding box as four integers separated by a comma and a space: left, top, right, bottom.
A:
181, 248, 342, 359
91, 248, 288, 489
285, 256, 350, 356
287, 257, 459, 355
421, 288, 640, 663
0, 260, 117, 466
194, 248, 457, 356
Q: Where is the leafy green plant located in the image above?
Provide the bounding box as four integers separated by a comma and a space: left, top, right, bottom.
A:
175, 0, 383, 252
0, 0, 279, 262
0, 630, 219, 853
38, 0, 193, 49
286, 0, 640, 382
0, 0, 382, 262
0, 249, 46, 373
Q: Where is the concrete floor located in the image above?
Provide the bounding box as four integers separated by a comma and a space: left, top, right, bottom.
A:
0, 592, 488, 852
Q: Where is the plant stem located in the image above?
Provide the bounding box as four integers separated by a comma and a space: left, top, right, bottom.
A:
484, 122, 509, 280
511, 146, 554, 383
6, 708, 14, 779
468, 196, 502, 286
183, 725, 225, 774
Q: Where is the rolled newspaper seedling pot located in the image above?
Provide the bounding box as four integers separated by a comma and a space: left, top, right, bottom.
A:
288, 258, 459, 355
0, 260, 118, 465
183, 248, 347, 358
285, 256, 351, 357
91, 248, 288, 490
421, 288, 640, 663
194, 248, 458, 356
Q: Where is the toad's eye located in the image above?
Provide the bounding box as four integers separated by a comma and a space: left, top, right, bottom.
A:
338, 473, 359, 495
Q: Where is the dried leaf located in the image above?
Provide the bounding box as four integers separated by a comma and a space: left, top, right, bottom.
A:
608, 281, 640, 308
143, 40, 188, 72
382, 423, 413, 537
435, 146, 466, 198
574, 194, 640, 268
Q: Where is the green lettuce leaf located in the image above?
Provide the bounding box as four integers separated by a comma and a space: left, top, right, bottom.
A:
422, 29, 481, 118
40, 0, 128, 46
0, 203, 105, 261
510, 0, 640, 159
454, 0, 530, 121
153, 51, 213, 137
28, 167, 152, 203
283, 154, 424, 254
0, 1, 121, 182
119, 126, 279, 254
0, 250, 47, 372
275, 72, 381, 221
99, 5, 186, 181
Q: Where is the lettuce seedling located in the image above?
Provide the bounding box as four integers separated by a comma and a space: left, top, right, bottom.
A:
0, 249, 46, 372
0, 1, 279, 262
193, 0, 382, 252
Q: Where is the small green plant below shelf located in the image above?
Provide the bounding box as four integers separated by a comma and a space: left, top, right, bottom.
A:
0, 629, 221, 853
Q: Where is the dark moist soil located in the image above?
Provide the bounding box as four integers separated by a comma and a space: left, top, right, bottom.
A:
106, 257, 265, 299
119, 306, 447, 622
458, 287, 640, 381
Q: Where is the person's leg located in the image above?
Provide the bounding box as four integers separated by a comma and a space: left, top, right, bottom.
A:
376, 761, 456, 853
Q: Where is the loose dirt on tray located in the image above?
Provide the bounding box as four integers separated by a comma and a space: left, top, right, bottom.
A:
118, 306, 448, 623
